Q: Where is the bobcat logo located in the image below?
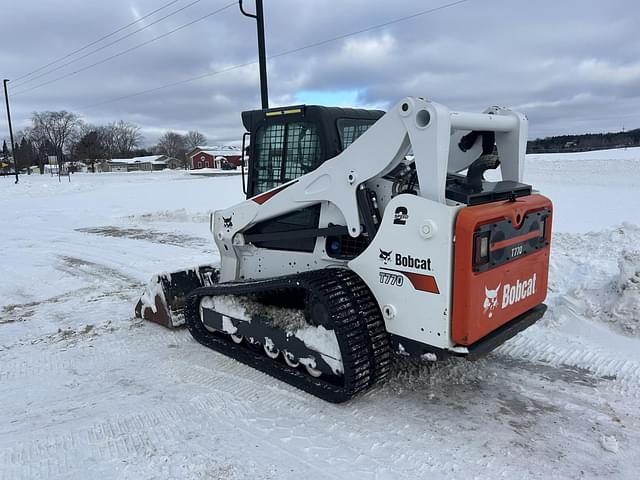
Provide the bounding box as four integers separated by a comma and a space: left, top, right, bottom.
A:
379, 249, 392, 264
483, 283, 501, 318
223, 216, 233, 228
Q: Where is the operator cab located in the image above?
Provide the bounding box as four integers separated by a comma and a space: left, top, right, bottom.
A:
239, 103, 535, 258
241, 105, 384, 198
241, 104, 532, 207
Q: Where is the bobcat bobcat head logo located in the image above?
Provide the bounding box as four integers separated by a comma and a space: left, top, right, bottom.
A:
483, 283, 501, 318
379, 249, 392, 264
223, 216, 233, 228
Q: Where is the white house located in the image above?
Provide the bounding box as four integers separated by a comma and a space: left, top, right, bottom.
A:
107, 155, 178, 172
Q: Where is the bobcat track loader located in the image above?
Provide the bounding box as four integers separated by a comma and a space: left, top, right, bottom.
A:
135, 97, 552, 402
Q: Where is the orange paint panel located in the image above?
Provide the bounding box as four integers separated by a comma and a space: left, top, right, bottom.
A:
251, 180, 298, 205
382, 267, 440, 294
403, 271, 440, 294
452, 195, 553, 346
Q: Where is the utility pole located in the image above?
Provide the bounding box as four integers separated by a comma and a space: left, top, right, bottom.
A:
3, 79, 18, 184
239, 0, 269, 109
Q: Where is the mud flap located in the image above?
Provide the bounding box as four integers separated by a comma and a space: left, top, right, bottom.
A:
134, 265, 219, 328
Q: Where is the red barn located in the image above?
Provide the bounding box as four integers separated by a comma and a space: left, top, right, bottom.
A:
187, 146, 242, 169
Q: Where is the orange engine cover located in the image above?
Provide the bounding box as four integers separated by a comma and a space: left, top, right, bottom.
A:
451, 194, 552, 346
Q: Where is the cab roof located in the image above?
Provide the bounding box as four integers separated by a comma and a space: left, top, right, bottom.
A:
241, 105, 385, 133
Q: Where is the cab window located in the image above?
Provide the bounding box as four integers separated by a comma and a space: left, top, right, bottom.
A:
253, 122, 321, 195
337, 118, 377, 149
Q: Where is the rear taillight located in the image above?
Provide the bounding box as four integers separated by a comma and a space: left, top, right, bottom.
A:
539, 216, 547, 241
473, 231, 490, 266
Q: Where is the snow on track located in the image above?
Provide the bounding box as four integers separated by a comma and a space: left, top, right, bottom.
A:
1, 153, 640, 479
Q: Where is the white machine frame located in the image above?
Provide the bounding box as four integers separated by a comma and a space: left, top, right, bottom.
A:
212, 97, 528, 354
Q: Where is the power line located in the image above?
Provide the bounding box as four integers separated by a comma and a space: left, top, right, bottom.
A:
82, 61, 258, 109
13, 0, 180, 83
12, 2, 236, 97
12, 0, 206, 90
270, 0, 470, 60
81, 0, 470, 110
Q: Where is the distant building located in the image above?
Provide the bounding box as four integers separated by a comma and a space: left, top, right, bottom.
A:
187, 146, 241, 170
106, 155, 179, 172
67, 162, 88, 173
166, 157, 183, 170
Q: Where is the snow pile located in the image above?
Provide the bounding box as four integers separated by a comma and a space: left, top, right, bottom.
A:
138, 274, 167, 316
294, 325, 342, 374
203, 294, 306, 328
202, 295, 251, 321
243, 297, 307, 330
583, 249, 640, 336
200, 294, 342, 372
544, 223, 640, 334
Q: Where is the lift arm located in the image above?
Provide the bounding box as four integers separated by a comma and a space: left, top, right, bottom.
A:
213, 97, 527, 280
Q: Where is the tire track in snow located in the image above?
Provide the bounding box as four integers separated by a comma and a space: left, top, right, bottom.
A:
126, 322, 638, 478
36, 223, 217, 283
56, 255, 141, 289
497, 332, 640, 398
2, 312, 635, 478
0, 408, 191, 480
0, 397, 340, 480
0, 323, 191, 381
156, 354, 508, 478
0, 286, 96, 325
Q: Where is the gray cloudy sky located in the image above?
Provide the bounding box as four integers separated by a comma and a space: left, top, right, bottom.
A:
1, 0, 639, 146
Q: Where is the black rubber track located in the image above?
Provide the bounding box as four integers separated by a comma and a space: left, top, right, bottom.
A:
185, 268, 392, 403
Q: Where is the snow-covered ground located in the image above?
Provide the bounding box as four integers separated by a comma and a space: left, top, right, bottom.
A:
1, 148, 640, 479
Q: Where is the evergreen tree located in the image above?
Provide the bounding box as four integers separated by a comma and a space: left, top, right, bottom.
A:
18, 137, 35, 174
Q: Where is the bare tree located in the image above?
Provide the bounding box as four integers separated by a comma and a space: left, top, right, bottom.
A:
31, 111, 83, 156
156, 131, 187, 160
29, 111, 83, 175
21, 126, 49, 173
96, 124, 117, 159
89, 121, 142, 159
184, 130, 207, 151
112, 120, 142, 156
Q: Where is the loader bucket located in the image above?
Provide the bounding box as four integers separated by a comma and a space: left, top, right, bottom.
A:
134, 265, 219, 328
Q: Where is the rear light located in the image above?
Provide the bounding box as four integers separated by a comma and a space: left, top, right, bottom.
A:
539, 216, 547, 241
473, 231, 490, 266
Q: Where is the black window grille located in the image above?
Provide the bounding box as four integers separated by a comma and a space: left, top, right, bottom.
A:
254, 123, 285, 194
337, 118, 377, 149
253, 122, 321, 195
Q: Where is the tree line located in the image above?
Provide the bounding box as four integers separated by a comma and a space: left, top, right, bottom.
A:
3, 110, 208, 173
527, 128, 640, 153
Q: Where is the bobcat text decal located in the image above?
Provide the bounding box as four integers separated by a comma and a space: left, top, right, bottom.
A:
502, 274, 537, 308
484, 274, 537, 318
394, 253, 431, 271
378, 249, 438, 293
379, 250, 432, 271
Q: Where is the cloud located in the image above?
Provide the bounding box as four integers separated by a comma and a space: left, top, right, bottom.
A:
0, 0, 638, 145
